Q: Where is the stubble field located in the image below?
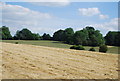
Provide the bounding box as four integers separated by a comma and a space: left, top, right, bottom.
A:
0, 42, 119, 79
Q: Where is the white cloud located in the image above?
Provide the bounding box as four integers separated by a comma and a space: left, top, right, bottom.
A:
99, 14, 109, 19
1, 2, 54, 35
31, 2, 70, 7
78, 8, 100, 16
78, 7, 109, 20
89, 18, 118, 35
0, 2, 4, 26
1, 2, 75, 36
2, 3, 52, 19
29, 0, 70, 7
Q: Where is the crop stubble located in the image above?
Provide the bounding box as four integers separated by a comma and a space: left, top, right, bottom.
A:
0, 42, 119, 79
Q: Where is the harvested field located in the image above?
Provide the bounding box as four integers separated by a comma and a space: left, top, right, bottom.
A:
0, 42, 119, 79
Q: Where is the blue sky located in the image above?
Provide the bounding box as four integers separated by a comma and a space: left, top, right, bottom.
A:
7, 2, 117, 20
0, 1, 118, 36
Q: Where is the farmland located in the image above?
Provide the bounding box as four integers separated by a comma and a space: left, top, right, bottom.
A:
1, 42, 119, 79
2, 40, 120, 54
1, 1, 119, 80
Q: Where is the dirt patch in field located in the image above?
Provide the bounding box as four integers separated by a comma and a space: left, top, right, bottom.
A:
0, 42, 119, 79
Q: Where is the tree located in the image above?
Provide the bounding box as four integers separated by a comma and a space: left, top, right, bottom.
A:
105, 31, 120, 46
70, 45, 85, 50
86, 27, 105, 46
42, 33, 51, 40
0, 26, 12, 40
14, 28, 35, 40
53, 28, 74, 44
32, 33, 41, 40
73, 30, 86, 45
63, 28, 74, 44
99, 45, 108, 53
89, 48, 95, 51
88, 30, 104, 46
53, 29, 64, 41
73, 26, 105, 46
114, 32, 120, 46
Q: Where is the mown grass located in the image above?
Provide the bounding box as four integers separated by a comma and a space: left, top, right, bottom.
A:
2, 40, 72, 49
2, 40, 120, 54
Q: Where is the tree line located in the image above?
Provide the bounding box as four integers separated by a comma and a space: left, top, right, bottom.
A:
0, 26, 120, 46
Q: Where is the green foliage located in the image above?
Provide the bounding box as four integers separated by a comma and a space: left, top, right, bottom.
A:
0, 26, 12, 40
70, 45, 85, 50
73, 30, 87, 45
53, 26, 105, 46
42, 33, 51, 40
70, 45, 77, 49
14, 28, 41, 40
15, 28, 34, 40
105, 31, 120, 46
32, 33, 41, 40
89, 47, 95, 51
73, 26, 105, 46
15, 42, 18, 44
53, 29, 64, 41
53, 28, 74, 44
99, 45, 108, 53
2, 26, 119, 49
63, 28, 74, 44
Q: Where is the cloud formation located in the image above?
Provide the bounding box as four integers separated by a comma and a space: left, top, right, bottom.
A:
30, 0, 70, 7
31, 2, 70, 7
78, 8, 100, 16
78, 7, 109, 20
90, 18, 118, 35
99, 14, 109, 19
1, 2, 54, 35
2, 3, 52, 19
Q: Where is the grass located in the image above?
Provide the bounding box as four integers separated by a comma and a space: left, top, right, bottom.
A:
2, 40, 120, 54
2, 40, 72, 49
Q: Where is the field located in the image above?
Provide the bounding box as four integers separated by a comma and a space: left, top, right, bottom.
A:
2, 40, 120, 54
0, 42, 119, 79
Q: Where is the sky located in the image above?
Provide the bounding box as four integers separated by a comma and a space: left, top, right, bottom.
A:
0, 0, 119, 36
